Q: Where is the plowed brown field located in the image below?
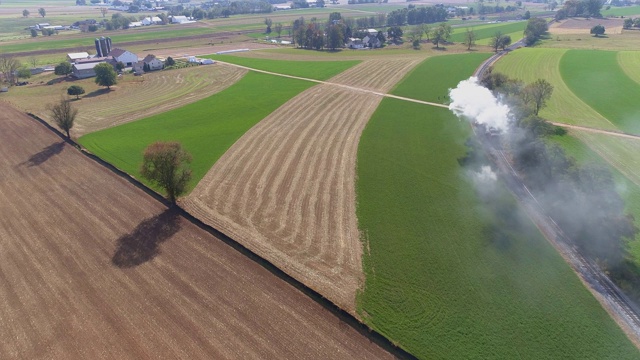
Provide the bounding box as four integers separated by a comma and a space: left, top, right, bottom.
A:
183, 59, 420, 312
0, 102, 394, 359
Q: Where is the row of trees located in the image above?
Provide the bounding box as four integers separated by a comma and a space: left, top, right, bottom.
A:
555, 0, 604, 20
387, 6, 448, 27
21, 8, 46, 18
623, 17, 640, 29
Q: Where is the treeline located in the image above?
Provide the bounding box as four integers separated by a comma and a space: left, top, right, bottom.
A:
555, 0, 604, 20
481, 69, 639, 295
291, 15, 372, 50
623, 17, 640, 29
387, 6, 448, 26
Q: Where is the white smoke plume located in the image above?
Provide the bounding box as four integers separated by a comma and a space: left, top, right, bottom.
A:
448, 77, 512, 132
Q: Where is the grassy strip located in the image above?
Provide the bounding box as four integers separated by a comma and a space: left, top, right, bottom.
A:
494, 47, 617, 130
202, 54, 360, 80
390, 52, 492, 103
78, 72, 313, 194
356, 100, 639, 358
561, 49, 640, 134
450, 21, 526, 43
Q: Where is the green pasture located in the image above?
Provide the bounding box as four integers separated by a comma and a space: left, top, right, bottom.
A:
618, 51, 640, 85
450, 21, 526, 43
561, 50, 640, 134
494, 47, 617, 131
356, 99, 638, 359
391, 52, 492, 103
602, 5, 640, 16
78, 72, 314, 194
202, 54, 360, 80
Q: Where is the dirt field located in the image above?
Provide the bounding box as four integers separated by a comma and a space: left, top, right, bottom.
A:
551, 18, 625, 35
4, 64, 247, 137
0, 101, 395, 359
183, 59, 420, 313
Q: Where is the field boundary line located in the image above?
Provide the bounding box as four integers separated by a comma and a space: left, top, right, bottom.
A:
207, 60, 451, 108
23, 111, 418, 360
552, 122, 640, 141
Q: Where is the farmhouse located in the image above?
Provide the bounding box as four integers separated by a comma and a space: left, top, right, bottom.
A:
362, 34, 382, 48
67, 52, 90, 63
347, 38, 364, 49
142, 55, 163, 71
108, 48, 138, 67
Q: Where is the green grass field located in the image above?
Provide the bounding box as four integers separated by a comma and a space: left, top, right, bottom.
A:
494, 47, 617, 130
78, 72, 313, 194
618, 51, 640, 85
356, 99, 639, 359
202, 55, 360, 80
561, 50, 640, 134
391, 52, 492, 103
602, 5, 640, 16
450, 21, 526, 43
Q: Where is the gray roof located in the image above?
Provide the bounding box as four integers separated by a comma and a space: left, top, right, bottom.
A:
73, 62, 101, 71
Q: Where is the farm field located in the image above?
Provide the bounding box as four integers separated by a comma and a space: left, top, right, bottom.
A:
183, 57, 421, 313
618, 51, 640, 85
78, 71, 314, 193
0, 102, 395, 359
391, 52, 492, 103
493, 47, 617, 131
355, 97, 639, 359
560, 50, 640, 134
449, 21, 526, 43
4, 64, 247, 136
203, 55, 361, 80
602, 5, 640, 16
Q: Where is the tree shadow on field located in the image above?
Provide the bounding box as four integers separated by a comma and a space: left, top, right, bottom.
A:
112, 208, 181, 268
83, 88, 112, 98
22, 142, 65, 167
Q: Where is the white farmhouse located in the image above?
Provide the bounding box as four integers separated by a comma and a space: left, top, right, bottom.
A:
142, 55, 164, 71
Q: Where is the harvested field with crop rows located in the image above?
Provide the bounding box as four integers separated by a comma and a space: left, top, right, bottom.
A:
0, 102, 394, 359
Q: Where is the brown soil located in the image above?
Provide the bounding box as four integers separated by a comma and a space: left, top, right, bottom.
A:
551, 18, 625, 35
183, 59, 420, 313
0, 101, 394, 359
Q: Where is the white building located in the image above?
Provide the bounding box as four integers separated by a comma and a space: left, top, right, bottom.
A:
142, 16, 162, 25
142, 55, 163, 71
170, 16, 195, 24
67, 52, 90, 62
108, 48, 138, 67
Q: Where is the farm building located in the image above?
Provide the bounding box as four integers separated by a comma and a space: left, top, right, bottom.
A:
72, 62, 100, 79
347, 38, 364, 49
108, 48, 138, 67
170, 16, 195, 24
142, 55, 163, 71
142, 16, 162, 25
67, 52, 90, 62
362, 34, 382, 48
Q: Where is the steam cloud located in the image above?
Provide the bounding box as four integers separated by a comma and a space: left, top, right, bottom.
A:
448, 77, 511, 132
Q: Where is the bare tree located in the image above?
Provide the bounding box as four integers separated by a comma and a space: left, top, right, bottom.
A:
523, 79, 554, 115
100, 7, 108, 17
49, 97, 78, 138
464, 28, 476, 50
0, 55, 20, 85
140, 142, 192, 204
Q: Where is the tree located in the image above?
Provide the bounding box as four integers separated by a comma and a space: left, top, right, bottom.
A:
49, 97, 77, 138
17, 67, 31, 80
264, 17, 272, 34
326, 23, 344, 50
329, 11, 341, 22
115, 61, 125, 71
464, 28, 476, 50
38, 7, 46, 18
140, 142, 192, 204
523, 10, 530, 19
100, 7, 108, 17
67, 85, 85, 99
590, 24, 605, 37
523, 79, 553, 115
30, 28, 38, 37
23, 9, 29, 17
165, 56, 175, 66
387, 26, 403, 43
490, 31, 504, 52
274, 22, 283, 38
623, 18, 633, 30
430, 22, 452, 49
54, 62, 73, 77
500, 34, 512, 50
0, 56, 20, 85
94, 62, 117, 89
